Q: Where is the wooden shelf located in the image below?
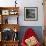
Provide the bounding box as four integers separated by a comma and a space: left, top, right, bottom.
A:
1, 40, 19, 46
0, 7, 19, 10
0, 24, 20, 32
0, 7, 19, 46
2, 40, 19, 42
0, 7, 19, 16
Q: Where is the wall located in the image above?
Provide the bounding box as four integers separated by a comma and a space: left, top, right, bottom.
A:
19, 0, 44, 26
0, 0, 44, 45
43, 0, 46, 45
0, 0, 44, 26
44, 0, 46, 26
0, 0, 15, 7
18, 26, 43, 44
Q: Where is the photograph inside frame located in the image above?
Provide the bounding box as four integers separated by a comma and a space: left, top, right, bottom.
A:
24, 7, 38, 21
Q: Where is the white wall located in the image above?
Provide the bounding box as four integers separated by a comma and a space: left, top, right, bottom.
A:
19, 0, 44, 26
0, 0, 15, 7
0, 0, 44, 26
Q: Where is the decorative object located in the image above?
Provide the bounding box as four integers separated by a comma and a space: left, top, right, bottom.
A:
9, 10, 18, 15
2, 10, 9, 15
24, 7, 38, 21
25, 36, 38, 46
15, 0, 17, 7
21, 28, 41, 46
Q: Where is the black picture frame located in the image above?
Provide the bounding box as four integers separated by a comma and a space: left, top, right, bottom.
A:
24, 7, 38, 21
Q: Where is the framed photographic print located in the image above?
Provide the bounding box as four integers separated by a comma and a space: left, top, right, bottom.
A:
24, 7, 38, 21
2, 10, 9, 15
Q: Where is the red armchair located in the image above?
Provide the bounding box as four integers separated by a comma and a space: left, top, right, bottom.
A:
21, 28, 41, 46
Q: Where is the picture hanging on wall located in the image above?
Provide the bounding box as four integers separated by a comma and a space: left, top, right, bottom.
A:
24, 7, 38, 21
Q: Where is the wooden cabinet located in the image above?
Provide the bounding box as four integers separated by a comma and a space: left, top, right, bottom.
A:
0, 7, 19, 46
